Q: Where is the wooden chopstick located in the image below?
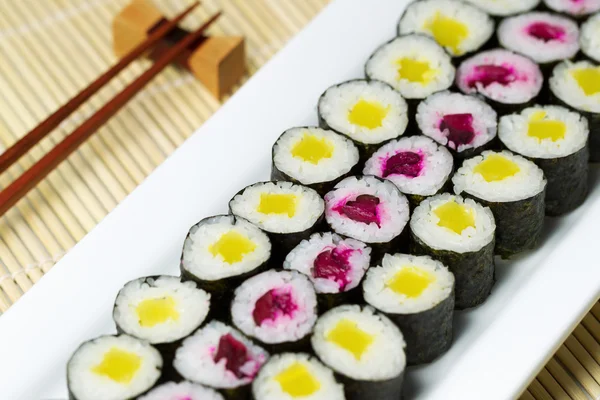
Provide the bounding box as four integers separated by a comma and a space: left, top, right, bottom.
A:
0, 11, 222, 218
0, 1, 200, 175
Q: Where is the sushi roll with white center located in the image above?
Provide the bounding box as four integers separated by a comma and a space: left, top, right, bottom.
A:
409, 194, 495, 308
363, 136, 453, 207
324, 176, 410, 262
311, 305, 406, 400
271, 127, 360, 195
580, 12, 600, 62
543, 0, 600, 19
363, 253, 455, 364
317, 79, 408, 159
499, 105, 589, 215
398, 0, 494, 58
416, 91, 498, 158
67, 335, 162, 400
456, 49, 544, 114
138, 381, 224, 400
173, 321, 269, 400
252, 353, 345, 400
229, 181, 324, 257
231, 270, 318, 353
284, 232, 371, 310
463, 0, 540, 17
453, 150, 546, 257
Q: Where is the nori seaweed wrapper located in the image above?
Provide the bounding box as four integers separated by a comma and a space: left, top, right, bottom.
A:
317, 286, 364, 313
336, 371, 404, 400
246, 334, 313, 356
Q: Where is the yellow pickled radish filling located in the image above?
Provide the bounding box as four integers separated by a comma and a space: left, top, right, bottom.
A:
92, 348, 142, 384
291, 134, 334, 164
527, 111, 566, 142
275, 362, 321, 397
326, 319, 374, 360
396, 58, 438, 84
257, 193, 297, 217
348, 99, 390, 129
473, 154, 520, 182
571, 67, 600, 96
434, 200, 476, 234
136, 296, 179, 328
423, 13, 469, 55
209, 231, 256, 264
387, 266, 436, 298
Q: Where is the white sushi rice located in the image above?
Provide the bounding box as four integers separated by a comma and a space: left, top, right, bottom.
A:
581, 13, 600, 62
283, 232, 371, 294
363, 253, 455, 314
138, 381, 224, 400
550, 60, 600, 113
67, 335, 162, 400
463, 0, 540, 16
232, 270, 318, 344
416, 91, 497, 153
498, 12, 580, 64
453, 150, 547, 202
365, 35, 455, 99
325, 176, 410, 244
252, 353, 345, 400
544, 0, 600, 16
311, 305, 406, 380
230, 181, 324, 234
318, 80, 408, 145
363, 136, 453, 196
410, 193, 495, 253
113, 276, 211, 344
499, 105, 589, 158
398, 0, 494, 56
273, 127, 359, 185
173, 321, 269, 389
182, 215, 271, 280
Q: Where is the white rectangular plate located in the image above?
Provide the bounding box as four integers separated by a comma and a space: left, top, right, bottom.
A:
0, 1, 599, 399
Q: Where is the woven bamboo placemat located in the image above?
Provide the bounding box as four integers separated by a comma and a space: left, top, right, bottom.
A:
0, 1, 598, 398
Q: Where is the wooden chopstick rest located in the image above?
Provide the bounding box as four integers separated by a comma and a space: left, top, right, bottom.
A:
113, 0, 246, 99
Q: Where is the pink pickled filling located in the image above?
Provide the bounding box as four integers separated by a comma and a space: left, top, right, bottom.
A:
213, 334, 250, 379
252, 288, 297, 326
527, 22, 566, 42
313, 248, 355, 290
440, 113, 475, 147
383, 151, 423, 178
340, 194, 380, 226
467, 65, 515, 88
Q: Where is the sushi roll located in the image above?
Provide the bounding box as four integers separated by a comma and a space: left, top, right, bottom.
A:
311, 305, 406, 400
463, 0, 540, 17
397, 0, 494, 58
252, 353, 345, 400
272, 127, 360, 195
138, 381, 224, 400
231, 270, 318, 353
416, 91, 498, 159
499, 105, 589, 215
580, 12, 600, 62
317, 79, 408, 159
363, 253, 455, 364
542, 0, 600, 19
113, 276, 210, 365
410, 193, 495, 309
363, 136, 454, 207
324, 175, 410, 262
229, 181, 324, 257
453, 150, 547, 257
549, 60, 600, 161
284, 232, 372, 310
67, 334, 162, 400
173, 321, 269, 400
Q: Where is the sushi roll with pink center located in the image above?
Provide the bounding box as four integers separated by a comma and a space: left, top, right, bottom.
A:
543, 0, 600, 19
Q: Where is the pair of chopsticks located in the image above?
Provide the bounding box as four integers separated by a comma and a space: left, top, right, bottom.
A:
0, 2, 221, 217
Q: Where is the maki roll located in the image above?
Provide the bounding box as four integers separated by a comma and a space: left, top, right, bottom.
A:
410, 193, 495, 309
231, 270, 318, 353
317, 79, 408, 159
311, 305, 406, 400
416, 91, 498, 159
229, 181, 324, 257
324, 175, 410, 262
453, 150, 546, 257
456, 49, 544, 115
499, 105, 589, 215
397, 0, 494, 58
67, 335, 162, 400
363, 253, 455, 364
252, 353, 345, 400
138, 381, 224, 400
271, 127, 360, 195
173, 321, 268, 400
550, 60, 600, 161
542, 0, 600, 19
284, 232, 372, 310
463, 0, 540, 17
580, 12, 600, 62
363, 136, 454, 207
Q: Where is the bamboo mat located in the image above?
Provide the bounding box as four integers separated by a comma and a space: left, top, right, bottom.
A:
0, 1, 598, 399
